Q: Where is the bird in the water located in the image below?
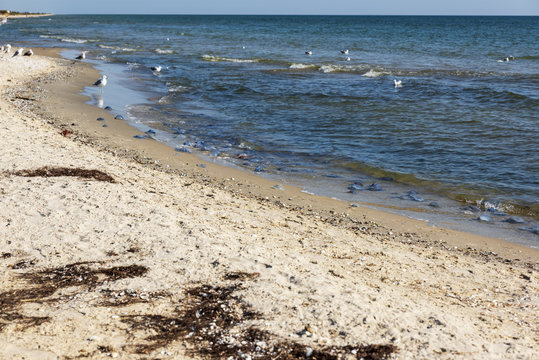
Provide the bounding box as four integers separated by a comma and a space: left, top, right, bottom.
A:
93, 75, 108, 94
345, 57, 351, 61
23, 49, 33, 56
498, 55, 516, 62
150, 65, 162, 72
305, 50, 312, 55
75, 51, 87, 60
393, 79, 402, 87
12, 48, 23, 57
340, 49, 349, 55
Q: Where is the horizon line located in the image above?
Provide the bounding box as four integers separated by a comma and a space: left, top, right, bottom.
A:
44, 13, 539, 16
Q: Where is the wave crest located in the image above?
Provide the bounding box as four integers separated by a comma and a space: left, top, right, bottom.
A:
202, 55, 259, 63
99, 44, 138, 52
155, 48, 175, 54
289, 63, 317, 70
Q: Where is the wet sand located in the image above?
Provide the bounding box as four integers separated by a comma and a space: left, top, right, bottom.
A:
0, 49, 537, 359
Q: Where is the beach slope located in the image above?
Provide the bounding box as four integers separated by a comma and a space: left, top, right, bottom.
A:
0, 52, 537, 359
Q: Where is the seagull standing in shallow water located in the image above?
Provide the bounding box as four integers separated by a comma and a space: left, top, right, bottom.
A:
93, 75, 108, 94
393, 79, 402, 87
76, 51, 86, 60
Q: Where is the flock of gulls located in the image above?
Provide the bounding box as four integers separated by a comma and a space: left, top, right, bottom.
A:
305, 48, 402, 87
1, 44, 33, 57
72, 51, 163, 93
69, 46, 522, 94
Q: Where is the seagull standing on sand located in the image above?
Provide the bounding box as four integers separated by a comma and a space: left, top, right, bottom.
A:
93, 75, 108, 94
75, 51, 87, 60
13, 48, 23, 57
23, 49, 33, 56
393, 79, 402, 87
4, 44, 11, 53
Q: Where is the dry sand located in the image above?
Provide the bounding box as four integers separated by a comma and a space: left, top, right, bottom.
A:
0, 50, 537, 360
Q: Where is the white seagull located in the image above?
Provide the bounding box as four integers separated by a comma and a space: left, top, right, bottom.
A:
340, 49, 349, 55
393, 79, 402, 87
345, 57, 351, 61
4, 44, 11, 53
305, 50, 312, 55
12, 48, 24, 57
93, 75, 108, 94
23, 49, 33, 57
150, 65, 162, 72
75, 51, 87, 60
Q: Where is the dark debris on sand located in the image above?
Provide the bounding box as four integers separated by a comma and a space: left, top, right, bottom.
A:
0, 262, 148, 331
8, 166, 116, 183
122, 273, 397, 359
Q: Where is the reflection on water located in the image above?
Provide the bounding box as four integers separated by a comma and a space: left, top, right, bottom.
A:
92, 92, 104, 108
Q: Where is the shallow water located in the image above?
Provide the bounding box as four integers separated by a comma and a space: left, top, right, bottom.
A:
3, 15, 538, 246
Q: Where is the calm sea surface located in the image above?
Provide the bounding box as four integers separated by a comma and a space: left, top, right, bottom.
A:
2, 15, 538, 244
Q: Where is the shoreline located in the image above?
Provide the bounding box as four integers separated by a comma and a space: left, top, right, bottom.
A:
67, 50, 538, 245
37, 48, 539, 262
0, 49, 538, 359
3, 14, 54, 19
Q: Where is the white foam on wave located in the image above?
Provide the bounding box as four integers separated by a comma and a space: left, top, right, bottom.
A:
202, 55, 259, 63
99, 44, 137, 52
40, 35, 90, 44
155, 48, 174, 54
362, 69, 387, 77
319, 65, 342, 73
289, 63, 317, 70
158, 95, 171, 104
126, 62, 140, 70
168, 85, 190, 93
61, 38, 88, 44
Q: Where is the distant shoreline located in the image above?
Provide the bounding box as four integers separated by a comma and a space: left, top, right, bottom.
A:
3, 13, 54, 19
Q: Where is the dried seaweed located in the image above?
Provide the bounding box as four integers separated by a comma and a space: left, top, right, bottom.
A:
122, 273, 397, 359
224, 271, 260, 281
8, 166, 116, 183
0, 262, 148, 331
96, 288, 168, 307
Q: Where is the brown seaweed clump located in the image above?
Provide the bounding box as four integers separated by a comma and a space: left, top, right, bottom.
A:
0, 262, 147, 331
8, 166, 116, 183
122, 273, 397, 359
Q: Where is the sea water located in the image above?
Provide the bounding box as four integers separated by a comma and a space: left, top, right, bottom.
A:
2, 15, 538, 246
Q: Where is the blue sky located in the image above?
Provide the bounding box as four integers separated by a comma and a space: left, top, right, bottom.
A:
3, 0, 538, 15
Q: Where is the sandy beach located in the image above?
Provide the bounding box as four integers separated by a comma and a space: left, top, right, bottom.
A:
0, 49, 537, 359
2, 14, 54, 19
